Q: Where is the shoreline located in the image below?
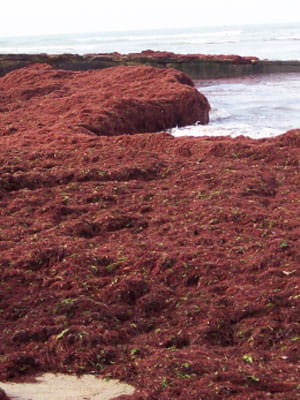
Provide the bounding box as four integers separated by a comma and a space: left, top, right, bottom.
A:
1, 50, 300, 79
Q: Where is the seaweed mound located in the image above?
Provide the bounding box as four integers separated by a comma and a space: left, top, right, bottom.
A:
0, 122, 300, 399
0, 63, 209, 138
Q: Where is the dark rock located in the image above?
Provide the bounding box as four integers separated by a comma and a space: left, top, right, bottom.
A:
1, 51, 300, 79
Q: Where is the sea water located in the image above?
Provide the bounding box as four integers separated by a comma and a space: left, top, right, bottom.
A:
1, 22, 300, 138
1, 23, 300, 59
172, 73, 300, 138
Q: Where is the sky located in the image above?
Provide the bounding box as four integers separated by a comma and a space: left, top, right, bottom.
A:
1, 0, 300, 37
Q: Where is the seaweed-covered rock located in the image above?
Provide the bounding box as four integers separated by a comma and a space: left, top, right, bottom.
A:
0, 63, 210, 138
2, 51, 300, 79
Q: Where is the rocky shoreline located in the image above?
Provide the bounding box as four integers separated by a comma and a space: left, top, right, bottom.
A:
1, 50, 300, 79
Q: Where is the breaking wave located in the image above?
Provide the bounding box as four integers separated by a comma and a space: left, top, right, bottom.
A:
171, 73, 300, 139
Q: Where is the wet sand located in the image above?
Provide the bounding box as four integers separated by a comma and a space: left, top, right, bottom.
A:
0, 373, 135, 400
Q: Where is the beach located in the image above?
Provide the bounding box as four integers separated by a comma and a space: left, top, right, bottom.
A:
0, 22, 300, 400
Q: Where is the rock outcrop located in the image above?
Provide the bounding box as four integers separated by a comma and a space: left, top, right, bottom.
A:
1, 51, 300, 79
0, 63, 210, 138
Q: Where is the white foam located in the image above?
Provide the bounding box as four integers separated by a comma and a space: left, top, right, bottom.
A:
184, 39, 240, 45
209, 107, 232, 122
172, 73, 300, 139
275, 35, 300, 41
171, 122, 280, 139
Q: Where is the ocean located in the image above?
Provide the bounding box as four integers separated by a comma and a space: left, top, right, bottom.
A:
172, 73, 300, 138
1, 22, 300, 138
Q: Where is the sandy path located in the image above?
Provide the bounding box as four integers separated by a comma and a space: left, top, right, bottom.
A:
0, 373, 135, 400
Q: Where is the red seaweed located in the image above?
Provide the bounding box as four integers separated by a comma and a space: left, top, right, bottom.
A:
0, 65, 299, 399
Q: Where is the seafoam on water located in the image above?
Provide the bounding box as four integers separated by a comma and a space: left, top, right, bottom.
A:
171, 73, 300, 139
